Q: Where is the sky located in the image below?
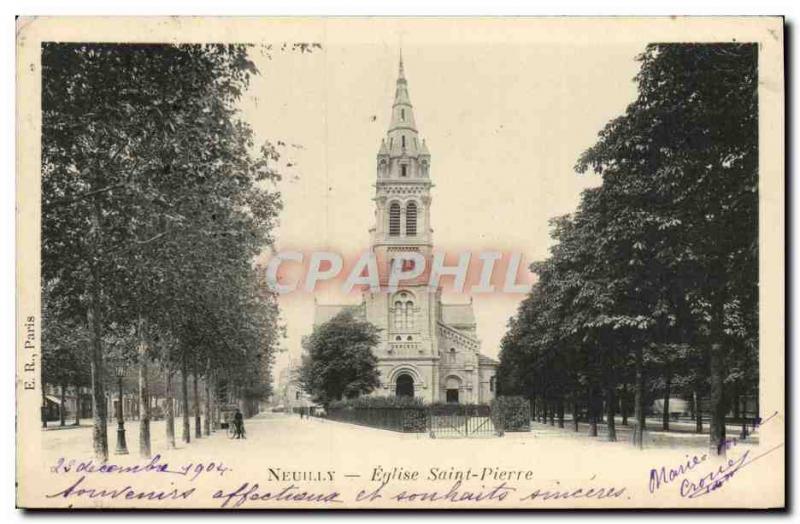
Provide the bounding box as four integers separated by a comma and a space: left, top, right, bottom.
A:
235, 22, 644, 378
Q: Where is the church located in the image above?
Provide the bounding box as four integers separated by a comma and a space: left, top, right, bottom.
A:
314, 56, 498, 404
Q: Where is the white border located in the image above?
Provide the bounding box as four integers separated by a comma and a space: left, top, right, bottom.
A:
3, 2, 796, 523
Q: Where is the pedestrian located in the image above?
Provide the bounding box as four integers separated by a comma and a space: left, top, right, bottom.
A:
233, 408, 245, 439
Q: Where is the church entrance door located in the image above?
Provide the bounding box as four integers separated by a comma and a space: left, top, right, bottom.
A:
395, 374, 414, 398
446, 389, 459, 404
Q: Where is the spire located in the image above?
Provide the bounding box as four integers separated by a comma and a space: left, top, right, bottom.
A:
377, 52, 430, 167
388, 51, 417, 137
398, 49, 405, 81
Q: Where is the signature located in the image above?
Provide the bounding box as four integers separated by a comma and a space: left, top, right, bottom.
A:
647, 411, 783, 499
679, 444, 783, 499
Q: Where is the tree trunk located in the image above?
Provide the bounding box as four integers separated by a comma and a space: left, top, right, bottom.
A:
739, 395, 749, 440
694, 389, 703, 433
87, 285, 108, 461
572, 397, 579, 432
59, 384, 67, 427
548, 399, 555, 426
165, 369, 176, 448
540, 396, 546, 423
709, 341, 727, 456
181, 356, 190, 443
193, 362, 201, 439
212, 375, 220, 431
41, 385, 47, 429
606, 383, 617, 442
138, 318, 151, 458
557, 398, 565, 428
632, 345, 646, 448
662, 368, 672, 431
73, 386, 81, 426
588, 387, 598, 437
621, 383, 628, 426
204, 364, 211, 436
754, 392, 760, 430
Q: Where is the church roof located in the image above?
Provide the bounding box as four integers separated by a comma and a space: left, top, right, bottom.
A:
313, 303, 364, 326
478, 354, 500, 367
419, 138, 430, 157
377, 138, 389, 156
440, 303, 476, 327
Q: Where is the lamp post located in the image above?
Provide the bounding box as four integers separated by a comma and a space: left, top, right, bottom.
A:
115, 365, 128, 455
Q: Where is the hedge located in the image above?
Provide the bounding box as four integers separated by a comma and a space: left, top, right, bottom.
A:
491, 396, 531, 432
326, 396, 427, 433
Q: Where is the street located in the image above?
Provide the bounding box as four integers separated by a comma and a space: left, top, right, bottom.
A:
32, 411, 778, 508
41, 411, 764, 472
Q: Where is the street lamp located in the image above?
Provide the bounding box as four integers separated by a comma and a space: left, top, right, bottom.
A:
115, 365, 129, 455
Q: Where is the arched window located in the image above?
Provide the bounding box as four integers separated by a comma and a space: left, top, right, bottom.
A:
394, 301, 404, 330
401, 164, 407, 177
392, 292, 415, 331
401, 108, 405, 121
449, 347, 456, 363
406, 202, 417, 236
401, 135, 406, 148
405, 300, 414, 329
389, 202, 401, 236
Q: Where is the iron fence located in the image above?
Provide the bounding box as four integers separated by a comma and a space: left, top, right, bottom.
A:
428, 404, 497, 438
324, 399, 531, 438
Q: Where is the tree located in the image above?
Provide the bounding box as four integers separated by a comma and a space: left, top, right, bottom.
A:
576, 44, 758, 454
498, 44, 757, 455
42, 43, 286, 459
299, 310, 381, 405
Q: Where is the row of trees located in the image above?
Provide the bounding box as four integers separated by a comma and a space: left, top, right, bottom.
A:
42, 43, 289, 460
497, 44, 759, 455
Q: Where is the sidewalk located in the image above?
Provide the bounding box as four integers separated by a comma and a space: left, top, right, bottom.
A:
524, 417, 759, 448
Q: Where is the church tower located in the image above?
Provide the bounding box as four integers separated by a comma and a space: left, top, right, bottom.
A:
365, 54, 440, 400
371, 54, 433, 271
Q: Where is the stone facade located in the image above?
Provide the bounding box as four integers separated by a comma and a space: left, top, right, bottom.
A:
313, 56, 498, 404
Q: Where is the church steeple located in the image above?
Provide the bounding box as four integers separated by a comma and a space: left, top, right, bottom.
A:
388, 54, 417, 137
377, 54, 430, 179
373, 53, 433, 253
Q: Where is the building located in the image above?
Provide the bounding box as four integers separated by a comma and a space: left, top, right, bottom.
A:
314, 56, 498, 404
276, 358, 314, 412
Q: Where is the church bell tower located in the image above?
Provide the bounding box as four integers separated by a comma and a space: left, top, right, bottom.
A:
371, 54, 433, 278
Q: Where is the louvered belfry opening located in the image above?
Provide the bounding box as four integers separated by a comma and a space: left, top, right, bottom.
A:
406, 201, 417, 236
389, 202, 401, 236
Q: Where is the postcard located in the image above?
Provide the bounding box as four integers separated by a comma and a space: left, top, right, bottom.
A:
16, 16, 785, 509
